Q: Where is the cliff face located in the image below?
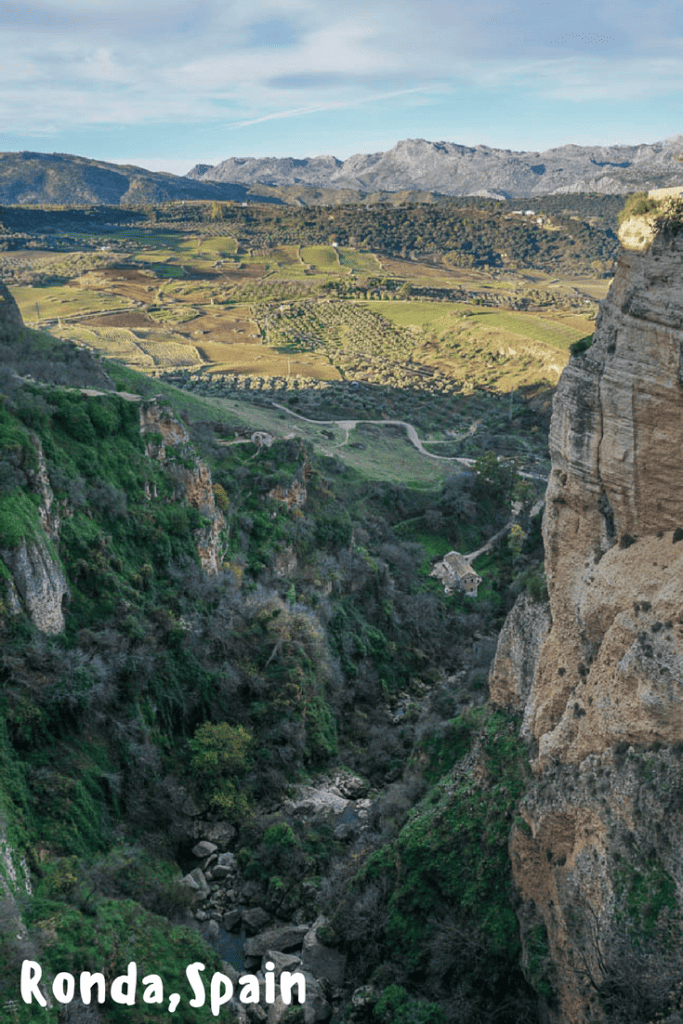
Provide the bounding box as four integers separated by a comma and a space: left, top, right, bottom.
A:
491, 211, 683, 1022
1, 396, 226, 633
0, 435, 69, 634
139, 399, 226, 574
531, 222, 683, 765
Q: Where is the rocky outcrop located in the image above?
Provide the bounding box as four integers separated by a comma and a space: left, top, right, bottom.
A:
0, 281, 25, 341
29, 434, 60, 541
268, 479, 307, 510
139, 399, 226, 573
0, 434, 69, 634
1, 536, 69, 634
528, 212, 683, 767
491, 208, 683, 1022
489, 590, 551, 737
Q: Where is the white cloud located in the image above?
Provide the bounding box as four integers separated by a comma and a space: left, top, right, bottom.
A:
2, 0, 683, 145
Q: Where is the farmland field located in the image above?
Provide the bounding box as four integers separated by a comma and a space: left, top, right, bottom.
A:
4, 196, 615, 479
300, 245, 343, 272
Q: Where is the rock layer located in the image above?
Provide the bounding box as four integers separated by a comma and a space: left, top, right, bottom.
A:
491, 213, 683, 1022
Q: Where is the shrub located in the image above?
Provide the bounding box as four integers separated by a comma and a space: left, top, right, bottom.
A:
617, 192, 660, 226
189, 721, 252, 777
374, 985, 447, 1024
570, 334, 593, 356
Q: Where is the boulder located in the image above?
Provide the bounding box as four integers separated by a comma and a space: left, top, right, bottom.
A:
242, 907, 272, 934
203, 821, 237, 850
335, 774, 368, 799
220, 961, 241, 986
181, 867, 210, 898
301, 916, 346, 987
223, 909, 242, 931
285, 785, 349, 817
244, 924, 309, 958
218, 851, 238, 870
264, 950, 301, 974
302, 972, 332, 1023
266, 995, 288, 1024
192, 840, 218, 858
212, 864, 233, 880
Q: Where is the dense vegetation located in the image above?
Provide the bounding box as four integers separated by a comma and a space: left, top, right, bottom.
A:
1, 196, 618, 274
0, 300, 548, 1021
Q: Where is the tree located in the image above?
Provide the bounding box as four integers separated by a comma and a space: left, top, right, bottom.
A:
508, 524, 526, 561
189, 721, 252, 776
189, 721, 253, 820
473, 451, 517, 507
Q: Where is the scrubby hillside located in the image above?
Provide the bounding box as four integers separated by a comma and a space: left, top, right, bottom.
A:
0, 294, 549, 1021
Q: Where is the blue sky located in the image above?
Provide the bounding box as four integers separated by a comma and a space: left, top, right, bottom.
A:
2, 0, 683, 174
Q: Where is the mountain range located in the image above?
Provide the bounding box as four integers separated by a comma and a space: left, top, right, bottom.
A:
188, 135, 683, 198
1, 136, 683, 207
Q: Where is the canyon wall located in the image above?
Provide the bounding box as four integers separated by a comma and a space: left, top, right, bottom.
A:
491, 204, 683, 1023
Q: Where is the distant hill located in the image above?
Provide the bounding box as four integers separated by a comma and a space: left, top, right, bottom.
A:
188, 136, 683, 198
0, 151, 279, 206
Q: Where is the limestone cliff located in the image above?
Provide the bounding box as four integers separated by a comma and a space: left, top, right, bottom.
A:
491, 204, 683, 1023
0, 434, 69, 634
139, 398, 226, 573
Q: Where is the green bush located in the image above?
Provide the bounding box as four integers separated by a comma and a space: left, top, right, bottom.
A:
374, 985, 447, 1024
189, 721, 252, 777
570, 334, 593, 356
618, 192, 660, 226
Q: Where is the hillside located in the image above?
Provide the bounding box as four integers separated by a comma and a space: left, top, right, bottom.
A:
3, 136, 683, 210
0, 152, 281, 207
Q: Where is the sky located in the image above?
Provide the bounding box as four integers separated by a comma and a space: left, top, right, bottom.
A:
2, 0, 683, 175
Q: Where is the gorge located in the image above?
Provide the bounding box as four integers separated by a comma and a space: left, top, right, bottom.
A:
2, 193, 683, 1024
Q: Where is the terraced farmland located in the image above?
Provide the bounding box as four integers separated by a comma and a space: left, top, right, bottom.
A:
4, 201, 610, 480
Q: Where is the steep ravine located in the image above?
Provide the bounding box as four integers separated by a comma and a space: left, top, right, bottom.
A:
491, 203, 683, 1022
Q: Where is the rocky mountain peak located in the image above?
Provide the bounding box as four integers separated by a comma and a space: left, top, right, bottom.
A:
189, 135, 683, 197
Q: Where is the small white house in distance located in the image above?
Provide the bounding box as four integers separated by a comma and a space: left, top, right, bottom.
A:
430, 551, 482, 597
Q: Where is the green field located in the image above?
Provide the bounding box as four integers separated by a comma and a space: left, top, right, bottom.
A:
300, 244, 343, 272
465, 309, 590, 350
338, 247, 382, 274
11, 284, 131, 321
184, 235, 239, 256
361, 299, 466, 326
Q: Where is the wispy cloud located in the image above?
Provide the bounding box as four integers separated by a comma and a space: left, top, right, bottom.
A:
225, 87, 437, 131
2, 0, 683, 159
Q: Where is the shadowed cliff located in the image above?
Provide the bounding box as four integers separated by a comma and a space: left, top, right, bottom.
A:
491, 198, 683, 1023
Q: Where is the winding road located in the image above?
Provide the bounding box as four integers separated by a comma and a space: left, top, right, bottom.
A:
269, 401, 547, 481
271, 401, 475, 465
